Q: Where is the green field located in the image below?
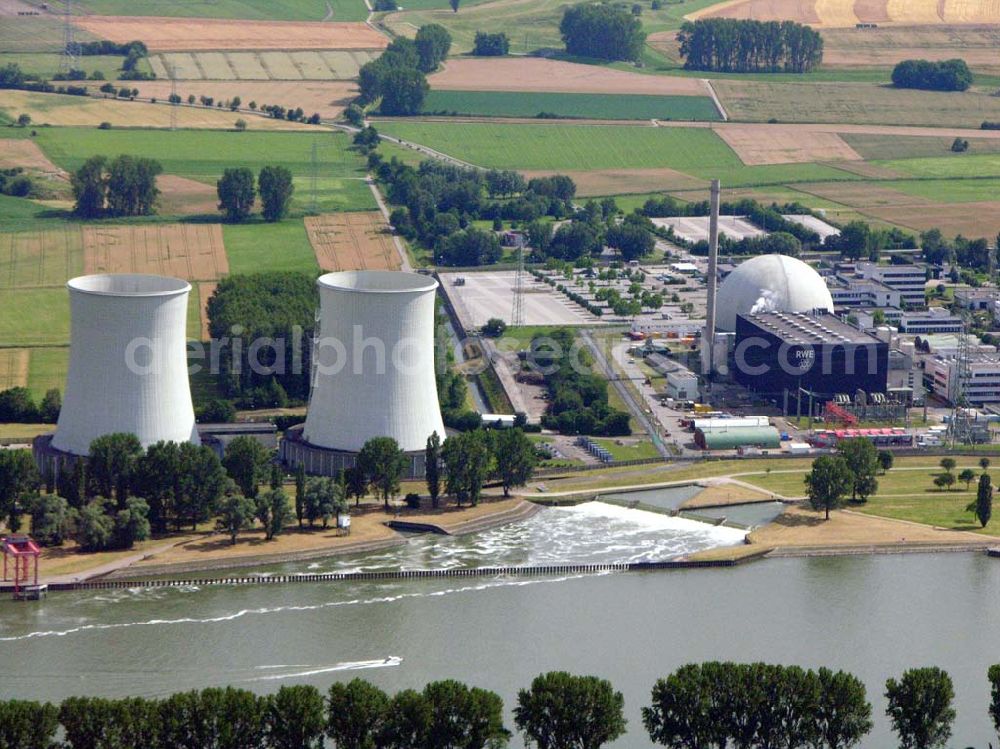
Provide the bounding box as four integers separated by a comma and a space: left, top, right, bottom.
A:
421, 90, 721, 121
881, 153, 1000, 180
376, 121, 861, 185
26, 347, 68, 400
33, 128, 375, 213
0, 53, 150, 81
0, 288, 69, 346
843, 133, 1000, 161
223, 220, 319, 275
73, 0, 368, 21
876, 178, 1000, 203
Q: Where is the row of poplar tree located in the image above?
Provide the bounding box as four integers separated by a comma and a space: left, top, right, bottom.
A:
2, 663, 998, 748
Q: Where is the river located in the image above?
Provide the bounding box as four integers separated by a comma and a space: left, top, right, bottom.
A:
1, 503, 998, 747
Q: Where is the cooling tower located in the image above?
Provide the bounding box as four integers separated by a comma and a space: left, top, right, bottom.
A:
303, 270, 445, 453
51, 274, 198, 456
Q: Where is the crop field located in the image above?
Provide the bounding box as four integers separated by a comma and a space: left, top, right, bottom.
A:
82, 224, 229, 280
522, 167, 710, 196
0, 53, 149, 81
0, 288, 69, 346
0, 15, 94, 54
0, 139, 62, 174
150, 51, 382, 82
0, 228, 83, 288
222, 220, 319, 274
821, 26, 1000, 72
421, 90, 721, 121
73, 0, 369, 21
879, 177, 1000, 203
376, 121, 861, 186
881, 153, 1000, 179
714, 123, 862, 165
157, 175, 220, 217
713, 79, 1000, 128
0, 349, 28, 390
842, 133, 1000, 160
688, 0, 1000, 26
305, 212, 400, 272
0, 91, 317, 130
72, 16, 388, 52
429, 58, 709, 96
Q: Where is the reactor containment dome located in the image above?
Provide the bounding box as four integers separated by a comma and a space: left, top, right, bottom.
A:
715, 254, 834, 332
301, 270, 445, 457
50, 274, 199, 457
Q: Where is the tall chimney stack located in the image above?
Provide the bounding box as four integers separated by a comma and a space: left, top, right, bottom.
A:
701, 179, 721, 377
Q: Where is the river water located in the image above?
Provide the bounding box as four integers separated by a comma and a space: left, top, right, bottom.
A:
1, 503, 998, 747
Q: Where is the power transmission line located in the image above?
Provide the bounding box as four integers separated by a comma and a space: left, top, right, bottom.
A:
59, 0, 78, 74
511, 241, 525, 326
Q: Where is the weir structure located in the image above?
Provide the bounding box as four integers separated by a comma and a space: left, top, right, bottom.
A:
282, 270, 446, 479
35, 274, 198, 474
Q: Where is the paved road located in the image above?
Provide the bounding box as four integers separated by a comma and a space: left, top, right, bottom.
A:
580, 330, 670, 459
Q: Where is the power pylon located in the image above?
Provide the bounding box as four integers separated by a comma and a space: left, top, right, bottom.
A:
510, 241, 525, 326
59, 0, 78, 75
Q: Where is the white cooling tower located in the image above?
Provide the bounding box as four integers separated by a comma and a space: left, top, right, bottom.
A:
303, 270, 445, 453
52, 274, 198, 456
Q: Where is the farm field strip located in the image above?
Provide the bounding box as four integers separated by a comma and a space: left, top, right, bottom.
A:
81, 224, 229, 281
0, 349, 29, 390
74, 0, 370, 21
305, 212, 401, 272
0, 139, 63, 174
150, 50, 378, 81
193, 51, 238, 80
0, 228, 83, 289
420, 91, 721, 121
821, 25, 1000, 70
687, 0, 1000, 25
128, 80, 357, 120
260, 51, 305, 80
715, 124, 862, 165
71, 16, 388, 52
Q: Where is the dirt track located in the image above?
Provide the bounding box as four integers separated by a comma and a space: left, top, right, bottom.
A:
72, 16, 388, 52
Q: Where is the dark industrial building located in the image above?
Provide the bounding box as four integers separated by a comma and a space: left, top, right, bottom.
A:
733, 312, 888, 401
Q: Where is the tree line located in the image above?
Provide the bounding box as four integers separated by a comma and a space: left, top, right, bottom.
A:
0, 386, 60, 423
71, 155, 161, 218
6, 661, 1000, 748
892, 58, 972, 92
677, 18, 823, 73
473, 31, 510, 56
357, 25, 451, 116
217, 165, 295, 223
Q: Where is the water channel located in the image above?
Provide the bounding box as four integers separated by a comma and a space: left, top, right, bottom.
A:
1, 502, 998, 747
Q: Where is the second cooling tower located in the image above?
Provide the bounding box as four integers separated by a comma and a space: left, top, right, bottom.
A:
303, 271, 445, 453
50, 274, 198, 456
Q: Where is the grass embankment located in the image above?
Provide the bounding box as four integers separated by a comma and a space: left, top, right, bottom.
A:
421, 91, 721, 121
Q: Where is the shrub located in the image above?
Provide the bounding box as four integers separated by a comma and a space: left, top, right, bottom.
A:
892, 58, 972, 91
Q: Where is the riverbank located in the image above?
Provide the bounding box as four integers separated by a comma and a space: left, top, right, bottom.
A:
29, 498, 537, 583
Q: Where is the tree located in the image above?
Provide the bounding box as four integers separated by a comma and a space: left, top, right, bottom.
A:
26, 494, 73, 546
222, 436, 272, 498
0, 449, 39, 531
677, 18, 823, 73
982, 457, 992, 471
381, 689, 432, 749
449, 0, 459, 11
482, 318, 507, 338
71, 155, 108, 218
422, 680, 510, 749
113, 497, 151, 549
105, 155, 162, 217
643, 663, 720, 749
442, 430, 491, 507
892, 58, 972, 91
415, 24, 451, 72
940, 457, 956, 474
294, 462, 306, 528
74, 500, 116, 551
303, 476, 344, 528
969, 472, 992, 527
959, 467, 977, 490
38, 388, 61, 423
988, 664, 1000, 742
836, 437, 879, 501
16, 113, 31, 127
216, 167, 256, 222
266, 685, 326, 749
560, 4, 646, 62
357, 436, 407, 510
0, 700, 59, 749
88, 432, 143, 505
256, 488, 289, 540
877, 450, 894, 474
473, 32, 510, 56
885, 668, 955, 749
492, 428, 536, 497
379, 67, 429, 116
326, 679, 391, 749
815, 667, 874, 749
805, 455, 854, 520
515, 671, 626, 749
345, 465, 368, 507
258, 165, 294, 222
0, 387, 37, 422
216, 485, 256, 544
605, 223, 654, 262
425, 430, 441, 509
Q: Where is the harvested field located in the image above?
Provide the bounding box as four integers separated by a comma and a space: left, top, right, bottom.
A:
521, 168, 709, 196
0, 90, 317, 130
222, 53, 271, 80
429, 58, 709, 96
688, 0, 1000, 25
198, 282, 218, 342
305, 212, 400, 272
82, 224, 228, 281
130, 80, 357, 120
151, 50, 379, 81
260, 51, 304, 79
822, 25, 1000, 71
0, 0, 37, 15
0, 139, 63, 175
73, 16, 389, 52
0, 349, 29, 390
157, 175, 219, 217
193, 51, 237, 80
0, 228, 83, 288
866, 199, 1000, 235
795, 181, 933, 209
714, 124, 862, 165
712, 79, 1000, 128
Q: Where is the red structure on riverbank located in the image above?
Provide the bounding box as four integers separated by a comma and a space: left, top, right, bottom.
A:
1, 535, 44, 600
